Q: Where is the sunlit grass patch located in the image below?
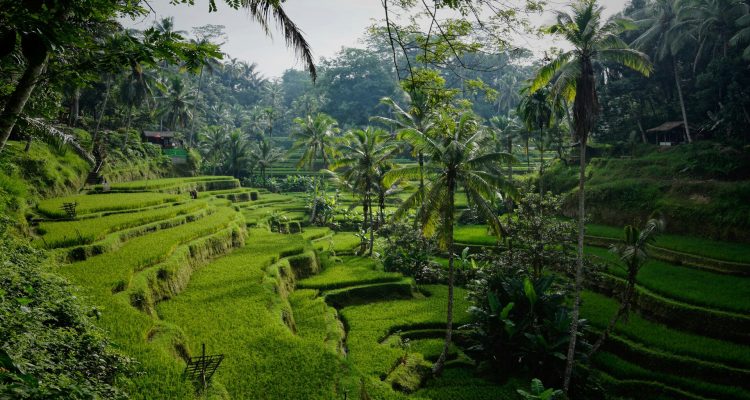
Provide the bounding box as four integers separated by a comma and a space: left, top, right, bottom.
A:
37, 200, 207, 248
586, 246, 750, 313
37, 192, 182, 218
581, 291, 750, 369
298, 256, 402, 290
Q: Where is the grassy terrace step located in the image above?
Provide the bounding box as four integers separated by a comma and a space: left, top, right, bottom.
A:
581, 291, 750, 370
338, 285, 480, 398
92, 176, 239, 193
298, 256, 403, 291
58, 206, 246, 398
156, 229, 343, 399
586, 222, 750, 265
594, 352, 750, 400
586, 246, 750, 313
590, 271, 750, 343
37, 192, 182, 218
323, 279, 416, 307
598, 332, 750, 391
312, 232, 361, 254
36, 200, 208, 248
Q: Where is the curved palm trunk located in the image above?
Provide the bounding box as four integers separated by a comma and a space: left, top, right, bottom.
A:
433, 174, 456, 376
673, 60, 692, 143
0, 56, 48, 153
188, 66, 204, 148
588, 261, 637, 357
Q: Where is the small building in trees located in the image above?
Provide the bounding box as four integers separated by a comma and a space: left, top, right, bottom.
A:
142, 130, 181, 148
645, 121, 693, 146
141, 130, 187, 164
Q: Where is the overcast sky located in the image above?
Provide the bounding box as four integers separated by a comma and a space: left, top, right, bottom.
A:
125, 0, 628, 79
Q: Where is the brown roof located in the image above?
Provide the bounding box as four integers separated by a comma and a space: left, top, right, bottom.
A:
143, 131, 176, 138
646, 121, 688, 133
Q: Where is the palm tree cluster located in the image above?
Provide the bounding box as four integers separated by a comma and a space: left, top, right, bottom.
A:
197, 124, 284, 180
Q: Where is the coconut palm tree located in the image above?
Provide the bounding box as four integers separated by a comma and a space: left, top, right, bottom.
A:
588, 217, 664, 357
329, 127, 398, 255
518, 85, 557, 194
291, 113, 340, 222
386, 111, 515, 376
158, 77, 195, 133
531, 0, 652, 391
290, 113, 340, 170
631, 0, 694, 143
251, 138, 284, 183
730, 13, 750, 59
224, 129, 251, 178
372, 95, 434, 226
199, 125, 228, 174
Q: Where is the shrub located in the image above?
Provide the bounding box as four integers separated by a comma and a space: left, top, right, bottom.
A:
0, 220, 131, 399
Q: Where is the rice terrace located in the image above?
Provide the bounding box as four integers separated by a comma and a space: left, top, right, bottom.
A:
1, 0, 749, 399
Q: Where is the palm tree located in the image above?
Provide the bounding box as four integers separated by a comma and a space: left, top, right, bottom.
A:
372, 95, 434, 225
587, 217, 664, 357
329, 127, 398, 255
631, 0, 694, 143
680, 0, 748, 63
386, 111, 515, 376
518, 85, 556, 194
291, 113, 340, 223
730, 13, 750, 59
531, 0, 652, 391
158, 77, 195, 133
224, 129, 251, 178
251, 138, 284, 182
183, 36, 223, 147
199, 125, 228, 174
290, 113, 340, 170
487, 115, 520, 211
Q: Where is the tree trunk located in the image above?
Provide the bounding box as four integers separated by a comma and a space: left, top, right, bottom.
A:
539, 127, 544, 196
188, 66, 204, 148
378, 191, 386, 227
93, 77, 112, 146
507, 135, 514, 213
588, 264, 637, 357
673, 60, 692, 143
69, 87, 81, 127
368, 193, 374, 257
563, 136, 587, 393
0, 55, 49, 153
433, 174, 456, 376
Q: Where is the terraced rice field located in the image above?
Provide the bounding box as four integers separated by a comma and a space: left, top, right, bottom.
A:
40, 177, 518, 399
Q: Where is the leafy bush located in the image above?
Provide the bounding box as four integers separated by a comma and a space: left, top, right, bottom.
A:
466, 268, 579, 386
0, 220, 131, 399
379, 222, 444, 284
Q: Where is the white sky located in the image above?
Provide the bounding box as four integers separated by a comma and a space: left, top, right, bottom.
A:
124, 0, 628, 78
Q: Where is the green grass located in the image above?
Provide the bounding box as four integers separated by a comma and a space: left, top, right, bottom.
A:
36, 200, 208, 248
99, 176, 236, 191
58, 205, 244, 398
340, 285, 471, 379
586, 246, 750, 313
587, 223, 750, 264
581, 291, 750, 369
453, 225, 499, 246
594, 351, 750, 400
299, 256, 403, 290
156, 229, 343, 399
37, 192, 182, 218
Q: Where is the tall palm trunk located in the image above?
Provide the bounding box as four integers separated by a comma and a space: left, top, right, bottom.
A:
673, 60, 692, 143
507, 135, 514, 213
188, 66, 204, 148
368, 192, 374, 257
563, 133, 587, 394
0, 56, 48, 153
539, 127, 545, 195
93, 77, 112, 145
433, 173, 456, 376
